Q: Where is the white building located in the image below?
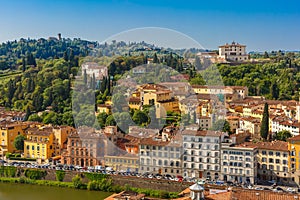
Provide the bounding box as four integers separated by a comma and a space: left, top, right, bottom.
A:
271, 116, 300, 136
221, 142, 258, 184
218, 42, 249, 62
81, 62, 108, 80
182, 128, 227, 180
138, 127, 183, 176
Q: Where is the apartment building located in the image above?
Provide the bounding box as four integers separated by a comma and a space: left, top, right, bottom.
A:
254, 141, 291, 184
221, 142, 258, 184
288, 135, 300, 185
182, 128, 226, 180
0, 121, 29, 155
61, 127, 105, 167
139, 127, 183, 176
24, 126, 55, 159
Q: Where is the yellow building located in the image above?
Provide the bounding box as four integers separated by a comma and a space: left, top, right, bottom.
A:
130, 84, 180, 118
24, 126, 55, 160
288, 135, 300, 185
128, 97, 141, 110
53, 125, 74, 156
104, 154, 139, 172
0, 122, 28, 155
254, 141, 291, 184
96, 104, 112, 115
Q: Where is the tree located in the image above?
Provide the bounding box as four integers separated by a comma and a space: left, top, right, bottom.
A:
105, 115, 116, 126
260, 103, 269, 140
14, 135, 26, 151
22, 57, 26, 72
83, 69, 87, 86
132, 110, 149, 126
274, 130, 292, 141
264, 51, 269, 58
195, 56, 202, 70
211, 119, 232, 134
153, 53, 159, 63
24, 106, 31, 121
97, 112, 108, 128
270, 82, 279, 100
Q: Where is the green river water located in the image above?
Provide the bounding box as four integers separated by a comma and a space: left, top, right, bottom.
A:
0, 182, 112, 200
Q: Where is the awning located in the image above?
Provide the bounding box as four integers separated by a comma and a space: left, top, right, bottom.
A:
52, 156, 61, 160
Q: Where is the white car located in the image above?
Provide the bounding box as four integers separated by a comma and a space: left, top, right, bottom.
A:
286, 188, 296, 193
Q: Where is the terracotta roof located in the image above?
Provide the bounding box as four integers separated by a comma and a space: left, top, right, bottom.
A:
288, 135, 300, 141
139, 137, 170, 146
181, 130, 224, 137
231, 188, 300, 200
205, 191, 231, 200
249, 141, 288, 152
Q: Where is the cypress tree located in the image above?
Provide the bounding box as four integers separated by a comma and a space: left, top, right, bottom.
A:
260, 102, 269, 140
153, 53, 159, 63
270, 82, 279, 100
83, 69, 87, 86
22, 57, 26, 72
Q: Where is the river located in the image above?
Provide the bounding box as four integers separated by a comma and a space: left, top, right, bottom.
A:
0, 182, 112, 200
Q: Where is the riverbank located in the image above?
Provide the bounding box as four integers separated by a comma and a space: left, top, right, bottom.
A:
0, 181, 112, 200
0, 166, 179, 199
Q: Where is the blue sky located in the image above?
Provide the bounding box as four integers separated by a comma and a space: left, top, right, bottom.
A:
0, 0, 300, 51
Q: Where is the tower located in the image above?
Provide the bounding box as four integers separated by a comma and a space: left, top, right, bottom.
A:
58, 33, 62, 40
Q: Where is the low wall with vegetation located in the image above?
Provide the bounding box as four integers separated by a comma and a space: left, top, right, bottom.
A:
0, 166, 179, 199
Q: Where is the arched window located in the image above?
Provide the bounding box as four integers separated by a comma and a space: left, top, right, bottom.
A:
158, 160, 162, 166
164, 160, 168, 166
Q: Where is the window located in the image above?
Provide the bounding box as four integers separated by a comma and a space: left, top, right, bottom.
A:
276, 152, 280, 157
262, 151, 266, 155
269, 165, 274, 170
269, 158, 274, 163
283, 160, 287, 165
158, 160, 162, 166
262, 158, 267, 162
269, 151, 273, 156
32, 146, 34, 150
164, 160, 168, 166
275, 159, 280, 164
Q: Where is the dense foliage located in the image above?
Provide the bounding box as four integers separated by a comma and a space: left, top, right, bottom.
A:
55, 170, 66, 182
24, 169, 47, 180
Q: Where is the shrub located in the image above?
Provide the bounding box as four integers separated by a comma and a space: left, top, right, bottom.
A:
24, 169, 47, 180
72, 175, 82, 189
0, 166, 17, 177
55, 170, 65, 182
84, 172, 107, 181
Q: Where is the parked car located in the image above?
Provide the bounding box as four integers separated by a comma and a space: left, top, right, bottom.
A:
286, 188, 296, 193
